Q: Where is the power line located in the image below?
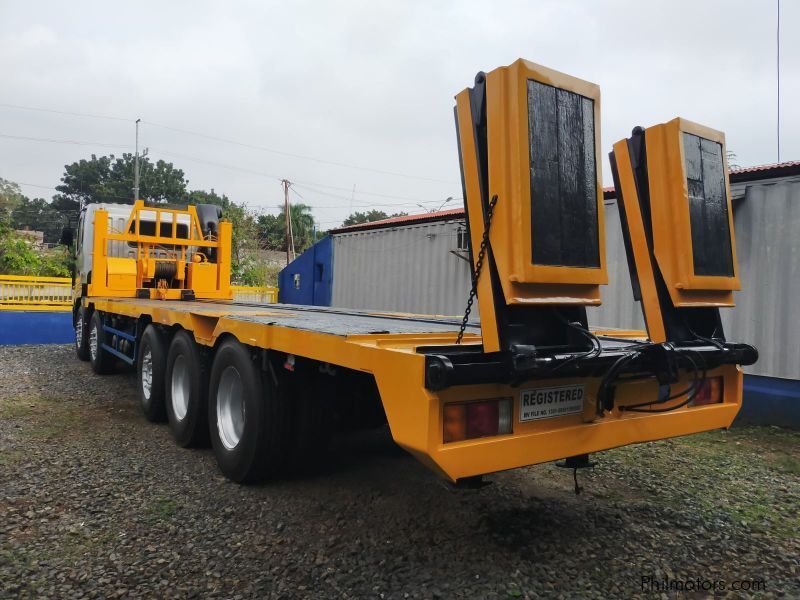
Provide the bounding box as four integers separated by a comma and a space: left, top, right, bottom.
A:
15, 181, 138, 203
0, 132, 131, 149
141, 119, 456, 185
13, 180, 449, 216
0, 102, 132, 122
0, 101, 457, 184
2, 134, 456, 208
149, 146, 456, 206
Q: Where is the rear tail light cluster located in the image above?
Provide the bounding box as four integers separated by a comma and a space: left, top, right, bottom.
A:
443, 398, 513, 443
691, 376, 724, 406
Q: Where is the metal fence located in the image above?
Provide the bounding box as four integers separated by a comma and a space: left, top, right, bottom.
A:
0, 275, 72, 311
231, 285, 279, 303
0, 275, 278, 309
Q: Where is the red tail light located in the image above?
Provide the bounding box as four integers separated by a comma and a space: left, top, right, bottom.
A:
692, 377, 724, 406
443, 398, 512, 443
466, 401, 499, 438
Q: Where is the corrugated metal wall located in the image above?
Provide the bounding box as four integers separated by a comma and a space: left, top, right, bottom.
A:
587, 200, 645, 331
720, 180, 800, 379
331, 178, 799, 380
592, 179, 800, 380
331, 220, 473, 316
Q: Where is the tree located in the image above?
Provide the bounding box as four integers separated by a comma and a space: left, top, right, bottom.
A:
11, 197, 66, 244
726, 150, 740, 170
255, 203, 316, 254
287, 203, 315, 252
54, 153, 189, 208
341, 209, 407, 227
0, 177, 25, 223
256, 213, 283, 250
186, 188, 231, 210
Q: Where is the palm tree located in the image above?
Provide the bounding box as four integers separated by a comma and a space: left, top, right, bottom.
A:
287, 203, 315, 253
254, 203, 316, 254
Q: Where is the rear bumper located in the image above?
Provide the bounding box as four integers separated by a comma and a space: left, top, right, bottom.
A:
431, 395, 739, 481
382, 362, 743, 482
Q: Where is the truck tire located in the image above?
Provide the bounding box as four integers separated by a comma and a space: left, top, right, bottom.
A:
74, 305, 90, 361
165, 330, 209, 447
89, 311, 113, 374
208, 339, 286, 483
137, 325, 167, 422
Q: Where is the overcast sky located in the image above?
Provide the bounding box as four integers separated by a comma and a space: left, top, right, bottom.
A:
1, 1, 796, 229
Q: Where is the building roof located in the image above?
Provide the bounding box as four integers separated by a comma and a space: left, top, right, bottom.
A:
330, 159, 799, 234
329, 207, 466, 234
728, 159, 800, 183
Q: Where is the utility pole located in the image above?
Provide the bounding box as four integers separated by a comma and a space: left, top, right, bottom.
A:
282, 179, 291, 265
134, 119, 141, 202
777, 0, 781, 162
133, 119, 149, 203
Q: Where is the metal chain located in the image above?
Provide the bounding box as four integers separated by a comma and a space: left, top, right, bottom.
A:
456, 194, 498, 344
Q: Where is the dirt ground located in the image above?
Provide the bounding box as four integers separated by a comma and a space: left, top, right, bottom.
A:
1, 345, 798, 599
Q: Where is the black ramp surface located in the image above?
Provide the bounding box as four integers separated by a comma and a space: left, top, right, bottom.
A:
528, 80, 600, 268
683, 132, 734, 277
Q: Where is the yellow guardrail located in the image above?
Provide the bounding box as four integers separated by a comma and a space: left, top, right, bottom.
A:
232, 285, 278, 303
0, 275, 73, 312
0, 275, 278, 310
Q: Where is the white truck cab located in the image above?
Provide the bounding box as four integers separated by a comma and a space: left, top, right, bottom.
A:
74, 203, 193, 283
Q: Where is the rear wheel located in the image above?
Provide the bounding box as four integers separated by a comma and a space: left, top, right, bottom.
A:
165, 330, 209, 447
89, 311, 113, 374
137, 325, 167, 422
74, 305, 90, 361
208, 339, 286, 483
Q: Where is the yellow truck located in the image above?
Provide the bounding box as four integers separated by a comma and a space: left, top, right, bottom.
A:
66, 59, 757, 484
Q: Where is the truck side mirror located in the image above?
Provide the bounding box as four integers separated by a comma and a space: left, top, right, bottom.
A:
59, 226, 75, 246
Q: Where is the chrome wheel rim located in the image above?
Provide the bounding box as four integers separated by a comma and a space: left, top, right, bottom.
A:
89, 323, 98, 361
216, 366, 244, 450
141, 349, 153, 400
75, 313, 83, 347
171, 354, 190, 421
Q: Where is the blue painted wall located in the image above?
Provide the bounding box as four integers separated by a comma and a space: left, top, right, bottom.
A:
736, 374, 800, 428
278, 236, 333, 306
0, 311, 74, 345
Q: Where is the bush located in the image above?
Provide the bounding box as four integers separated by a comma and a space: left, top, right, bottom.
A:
236, 256, 281, 287
0, 223, 72, 277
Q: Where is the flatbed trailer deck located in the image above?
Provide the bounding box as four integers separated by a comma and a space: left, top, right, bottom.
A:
86, 296, 752, 482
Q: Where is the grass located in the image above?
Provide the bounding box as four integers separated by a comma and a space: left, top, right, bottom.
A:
0, 395, 86, 440
146, 495, 180, 522
0, 449, 25, 466
774, 455, 800, 476
595, 426, 800, 539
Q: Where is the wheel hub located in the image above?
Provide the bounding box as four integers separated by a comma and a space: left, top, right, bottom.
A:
216, 366, 244, 450
171, 354, 190, 421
